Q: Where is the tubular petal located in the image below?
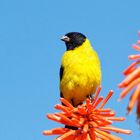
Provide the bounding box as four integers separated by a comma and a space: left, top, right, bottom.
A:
95, 129, 121, 140
55, 113, 73, 124
98, 111, 115, 117
92, 97, 104, 109
95, 130, 111, 140
92, 86, 102, 105
137, 96, 140, 119
107, 117, 125, 121
123, 61, 140, 75
60, 98, 74, 109
99, 90, 113, 109
119, 67, 140, 88
132, 44, 140, 51
99, 126, 131, 134
128, 54, 140, 60
83, 123, 89, 133
47, 114, 61, 122
81, 132, 88, 140
95, 130, 113, 140
56, 130, 76, 140
89, 129, 96, 140
43, 128, 68, 135
127, 84, 140, 113
119, 78, 140, 100
77, 106, 87, 115
97, 108, 111, 112
138, 40, 140, 45
86, 134, 91, 140
55, 104, 71, 114
75, 135, 82, 140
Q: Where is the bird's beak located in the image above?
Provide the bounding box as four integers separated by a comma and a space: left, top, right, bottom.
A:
60, 36, 70, 42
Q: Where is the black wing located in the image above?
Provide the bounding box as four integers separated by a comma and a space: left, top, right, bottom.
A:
60, 65, 64, 81
60, 66, 64, 98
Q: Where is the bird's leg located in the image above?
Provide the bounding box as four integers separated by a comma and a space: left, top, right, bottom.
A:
87, 94, 93, 102
71, 99, 83, 107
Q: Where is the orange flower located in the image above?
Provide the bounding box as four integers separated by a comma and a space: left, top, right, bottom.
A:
43, 86, 131, 140
118, 31, 140, 119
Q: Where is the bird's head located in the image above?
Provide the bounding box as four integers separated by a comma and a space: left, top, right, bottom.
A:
61, 32, 86, 50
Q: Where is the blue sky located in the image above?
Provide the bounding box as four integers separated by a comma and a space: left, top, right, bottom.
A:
0, 0, 140, 140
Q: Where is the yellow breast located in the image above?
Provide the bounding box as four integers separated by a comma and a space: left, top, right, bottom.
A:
60, 39, 101, 106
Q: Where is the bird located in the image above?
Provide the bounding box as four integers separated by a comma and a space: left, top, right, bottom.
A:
60, 32, 101, 107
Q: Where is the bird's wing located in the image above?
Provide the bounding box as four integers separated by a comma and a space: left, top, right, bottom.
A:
60, 65, 64, 81
60, 65, 64, 98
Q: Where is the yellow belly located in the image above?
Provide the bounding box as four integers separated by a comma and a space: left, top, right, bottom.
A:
60, 63, 101, 106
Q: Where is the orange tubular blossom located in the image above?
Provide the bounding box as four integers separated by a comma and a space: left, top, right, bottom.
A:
43, 86, 131, 140
118, 31, 140, 120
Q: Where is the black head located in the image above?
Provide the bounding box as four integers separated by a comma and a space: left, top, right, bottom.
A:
61, 32, 86, 50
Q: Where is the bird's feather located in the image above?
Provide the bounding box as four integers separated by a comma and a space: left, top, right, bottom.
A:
60, 66, 64, 81
60, 39, 101, 106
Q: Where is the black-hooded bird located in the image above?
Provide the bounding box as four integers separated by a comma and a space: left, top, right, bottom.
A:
60, 32, 101, 107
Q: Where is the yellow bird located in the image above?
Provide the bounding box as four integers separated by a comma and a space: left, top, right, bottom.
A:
60, 32, 101, 106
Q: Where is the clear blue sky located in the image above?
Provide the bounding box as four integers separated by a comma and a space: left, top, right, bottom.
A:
0, 0, 140, 140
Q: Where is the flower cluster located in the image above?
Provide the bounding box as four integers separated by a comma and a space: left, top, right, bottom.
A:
43, 86, 131, 140
118, 31, 140, 120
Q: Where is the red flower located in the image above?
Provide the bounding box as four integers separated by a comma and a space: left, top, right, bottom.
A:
118, 31, 140, 120
43, 86, 131, 140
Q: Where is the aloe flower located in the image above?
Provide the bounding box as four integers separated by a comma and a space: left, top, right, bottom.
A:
43, 86, 131, 140
118, 31, 140, 120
